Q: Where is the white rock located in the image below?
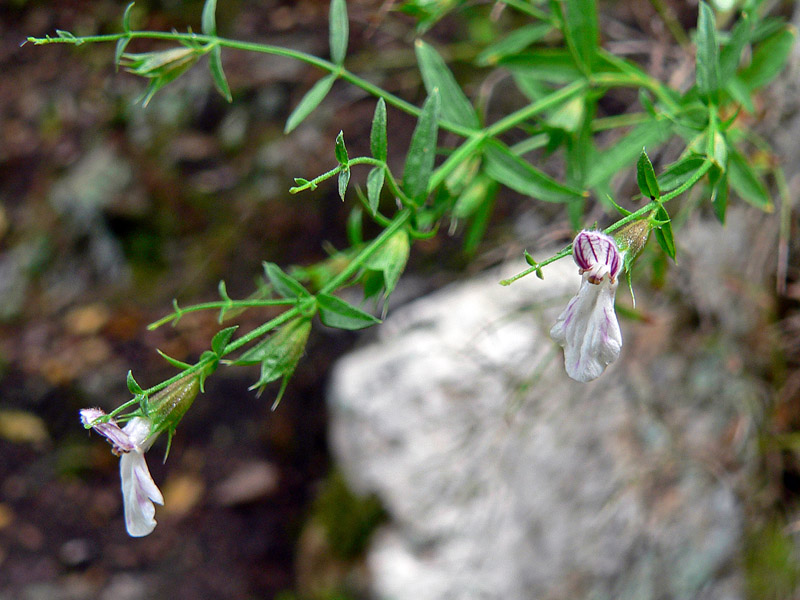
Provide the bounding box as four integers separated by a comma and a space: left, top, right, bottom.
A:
329, 254, 750, 600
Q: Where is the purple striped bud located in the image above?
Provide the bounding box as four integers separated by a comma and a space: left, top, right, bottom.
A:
572, 230, 621, 284
550, 230, 624, 382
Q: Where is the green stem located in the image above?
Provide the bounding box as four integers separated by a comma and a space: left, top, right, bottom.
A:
484, 79, 588, 139
28, 31, 476, 138
320, 209, 412, 293
148, 298, 298, 329
500, 159, 713, 286
428, 80, 589, 192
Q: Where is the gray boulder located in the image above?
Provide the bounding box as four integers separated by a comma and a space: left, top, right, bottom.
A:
328, 218, 763, 600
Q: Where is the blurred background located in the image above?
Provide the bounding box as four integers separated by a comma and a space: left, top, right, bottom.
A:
1, 0, 800, 599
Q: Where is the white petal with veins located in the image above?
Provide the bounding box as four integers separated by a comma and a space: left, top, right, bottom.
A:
550, 277, 622, 382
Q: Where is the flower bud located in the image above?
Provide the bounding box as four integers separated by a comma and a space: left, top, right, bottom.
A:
613, 219, 650, 267
122, 47, 201, 80
572, 230, 621, 284
147, 373, 201, 435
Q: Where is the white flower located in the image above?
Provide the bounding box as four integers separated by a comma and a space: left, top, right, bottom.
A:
550, 230, 623, 382
80, 409, 164, 537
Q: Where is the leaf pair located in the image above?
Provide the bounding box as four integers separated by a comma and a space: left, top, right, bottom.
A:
285, 0, 349, 132
265, 262, 380, 331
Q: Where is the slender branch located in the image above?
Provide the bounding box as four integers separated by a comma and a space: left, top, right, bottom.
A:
27, 30, 476, 138
501, 159, 714, 286
148, 298, 298, 329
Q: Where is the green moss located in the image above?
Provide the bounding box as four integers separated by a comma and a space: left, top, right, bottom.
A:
744, 518, 800, 600
312, 470, 386, 561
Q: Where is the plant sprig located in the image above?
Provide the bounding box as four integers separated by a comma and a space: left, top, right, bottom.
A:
27, 0, 792, 414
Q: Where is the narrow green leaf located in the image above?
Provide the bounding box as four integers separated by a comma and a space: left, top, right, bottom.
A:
453, 173, 493, 219
750, 17, 787, 44
284, 73, 337, 133
462, 183, 497, 255
362, 270, 384, 301
243, 319, 311, 405
201, 0, 217, 36
114, 37, 131, 71
564, 0, 598, 74
414, 39, 478, 129
127, 370, 144, 395
370, 98, 388, 162
338, 167, 350, 201
264, 262, 310, 299
364, 230, 410, 297
476, 23, 552, 66
317, 293, 381, 330
366, 167, 385, 215
711, 170, 728, 223
738, 27, 795, 91
696, 1, 720, 101
639, 90, 657, 117
585, 120, 671, 189
334, 130, 348, 165
483, 140, 583, 203
657, 154, 707, 192
208, 45, 232, 102
56, 29, 75, 40
566, 197, 585, 230
156, 349, 193, 370
122, 2, 135, 33
503, 50, 583, 84
719, 14, 751, 84
653, 205, 676, 260
636, 149, 660, 199
211, 326, 238, 356
402, 91, 440, 202
727, 148, 773, 211
347, 206, 363, 246
606, 194, 632, 217
238, 318, 311, 366
725, 76, 755, 113
218, 280, 232, 301
329, 0, 349, 65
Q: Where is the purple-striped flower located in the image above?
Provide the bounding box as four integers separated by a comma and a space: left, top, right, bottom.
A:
550, 230, 622, 382
80, 409, 163, 537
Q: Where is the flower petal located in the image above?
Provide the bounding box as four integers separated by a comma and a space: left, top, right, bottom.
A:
80, 408, 135, 454
573, 230, 621, 283
122, 416, 156, 451
120, 450, 164, 537
550, 278, 622, 382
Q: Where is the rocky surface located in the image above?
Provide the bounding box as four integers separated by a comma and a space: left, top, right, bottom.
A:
328, 214, 768, 599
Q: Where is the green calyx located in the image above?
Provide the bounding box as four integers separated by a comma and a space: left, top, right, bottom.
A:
146, 371, 202, 436
613, 219, 651, 272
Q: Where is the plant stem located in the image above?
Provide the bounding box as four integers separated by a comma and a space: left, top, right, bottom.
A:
500, 159, 713, 286
27, 31, 476, 137
147, 299, 298, 329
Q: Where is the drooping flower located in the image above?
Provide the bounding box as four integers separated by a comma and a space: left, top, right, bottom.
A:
80, 374, 201, 537
80, 409, 163, 537
550, 230, 623, 382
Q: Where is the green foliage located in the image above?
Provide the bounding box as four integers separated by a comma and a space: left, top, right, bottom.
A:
329, 0, 349, 66
370, 98, 388, 162
695, 1, 720, 102
311, 470, 385, 561
402, 91, 440, 203
317, 293, 381, 330
285, 74, 337, 134
563, 0, 599, 75
744, 519, 800, 599
30, 0, 793, 449
636, 149, 660, 200
415, 39, 478, 129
